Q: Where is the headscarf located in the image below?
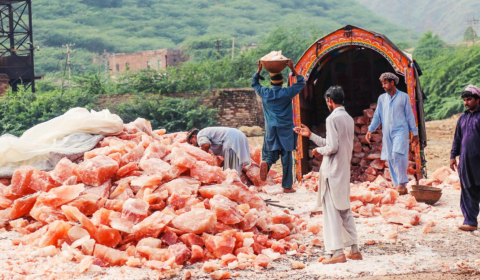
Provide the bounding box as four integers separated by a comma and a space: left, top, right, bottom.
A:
465, 84, 480, 97
379, 72, 399, 85
186, 127, 199, 144
270, 73, 284, 85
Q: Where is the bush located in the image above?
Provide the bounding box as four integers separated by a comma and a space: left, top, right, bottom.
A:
113, 94, 218, 132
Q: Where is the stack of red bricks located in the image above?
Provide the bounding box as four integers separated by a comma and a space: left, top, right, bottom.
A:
308, 103, 417, 184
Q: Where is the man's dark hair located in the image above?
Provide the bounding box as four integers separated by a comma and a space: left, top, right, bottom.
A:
461, 91, 480, 100
324, 86, 345, 104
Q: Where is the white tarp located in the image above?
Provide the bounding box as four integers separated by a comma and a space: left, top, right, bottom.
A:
0, 108, 123, 177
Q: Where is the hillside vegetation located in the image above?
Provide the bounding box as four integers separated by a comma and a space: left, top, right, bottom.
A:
33, 0, 414, 75
355, 0, 480, 43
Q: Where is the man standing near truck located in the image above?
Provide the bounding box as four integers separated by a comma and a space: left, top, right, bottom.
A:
450, 85, 480, 231
251, 59, 306, 193
366, 72, 418, 195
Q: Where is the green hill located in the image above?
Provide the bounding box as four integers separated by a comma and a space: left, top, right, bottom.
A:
355, 0, 480, 43
33, 0, 415, 75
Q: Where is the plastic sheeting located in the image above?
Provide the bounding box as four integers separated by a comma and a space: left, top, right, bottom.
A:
0, 108, 123, 177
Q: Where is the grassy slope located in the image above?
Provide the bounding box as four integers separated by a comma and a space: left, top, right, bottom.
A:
33, 0, 413, 75
355, 0, 480, 43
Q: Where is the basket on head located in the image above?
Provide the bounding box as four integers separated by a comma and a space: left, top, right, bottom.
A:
260, 59, 288, 73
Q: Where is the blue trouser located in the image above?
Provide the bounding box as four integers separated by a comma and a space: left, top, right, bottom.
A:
262, 142, 293, 189
388, 152, 409, 187
460, 183, 480, 227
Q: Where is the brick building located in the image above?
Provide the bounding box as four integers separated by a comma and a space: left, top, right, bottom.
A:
108, 48, 186, 76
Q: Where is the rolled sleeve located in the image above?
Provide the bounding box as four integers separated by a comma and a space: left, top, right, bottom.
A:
309, 133, 326, 147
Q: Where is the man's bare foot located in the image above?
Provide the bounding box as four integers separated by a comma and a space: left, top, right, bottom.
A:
260, 161, 268, 181
346, 252, 363, 260
322, 254, 346, 264
283, 188, 296, 193
459, 225, 477, 231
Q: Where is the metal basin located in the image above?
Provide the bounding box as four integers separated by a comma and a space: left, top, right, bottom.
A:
410, 190, 442, 205
412, 185, 441, 192
260, 59, 288, 73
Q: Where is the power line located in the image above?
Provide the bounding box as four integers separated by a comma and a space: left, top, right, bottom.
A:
214, 39, 222, 54
62, 43, 76, 81
467, 16, 479, 45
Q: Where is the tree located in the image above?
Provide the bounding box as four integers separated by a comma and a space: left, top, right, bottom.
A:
82, 0, 124, 8
463, 26, 476, 43
413, 31, 448, 62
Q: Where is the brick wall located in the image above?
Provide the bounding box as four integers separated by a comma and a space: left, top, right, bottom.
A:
108, 49, 187, 77
0, 74, 9, 96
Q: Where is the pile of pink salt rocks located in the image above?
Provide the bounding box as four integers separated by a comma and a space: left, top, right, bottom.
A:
0, 119, 302, 277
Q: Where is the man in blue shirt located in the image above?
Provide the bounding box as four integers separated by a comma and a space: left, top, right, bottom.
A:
450, 85, 480, 231
251, 59, 306, 193
366, 72, 418, 195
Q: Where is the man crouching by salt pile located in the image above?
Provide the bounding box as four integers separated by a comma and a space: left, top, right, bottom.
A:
186, 127, 251, 176
366, 72, 419, 195
294, 86, 362, 264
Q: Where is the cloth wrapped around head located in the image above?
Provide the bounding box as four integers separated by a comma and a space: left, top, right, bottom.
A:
186, 127, 199, 144
465, 84, 480, 97
379, 72, 399, 85
270, 73, 284, 85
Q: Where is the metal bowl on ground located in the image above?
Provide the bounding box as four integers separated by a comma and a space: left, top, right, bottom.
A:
410, 190, 442, 205
260, 59, 288, 73
412, 185, 442, 192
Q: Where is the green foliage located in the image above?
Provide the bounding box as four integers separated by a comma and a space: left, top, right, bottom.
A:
32, 0, 413, 76
182, 35, 238, 61
463, 26, 476, 42
0, 87, 97, 136
113, 95, 218, 132
414, 32, 480, 120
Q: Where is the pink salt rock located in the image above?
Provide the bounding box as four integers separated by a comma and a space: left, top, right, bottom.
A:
209, 195, 243, 224
30, 201, 67, 224
51, 158, 77, 184
270, 240, 286, 254
9, 193, 39, 220
137, 237, 162, 249
172, 208, 216, 234
121, 198, 149, 224
202, 260, 221, 272
94, 244, 129, 266
84, 179, 111, 199
161, 228, 178, 245
249, 147, 262, 165
199, 184, 239, 200
350, 200, 364, 211
380, 225, 398, 239
121, 144, 145, 166
358, 204, 376, 217
380, 189, 399, 205
96, 224, 122, 247
38, 220, 72, 247
130, 175, 163, 191
166, 193, 189, 210
422, 223, 432, 233
239, 209, 259, 230
271, 212, 292, 224
67, 193, 104, 216
269, 224, 290, 240
191, 161, 226, 184
116, 162, 139, 178
179, 143, 214, 165
350, 188, 373, 203
142, 142, 167, 161
254, 254, 271, 268
190, 244, 205, 264
374, 175, 388, 188
108, 152, 123, 166
85, 146, 122, 160
444, 174, 460, 185
170, 147, 197, 168
364, 108, 374, 118
68, 226, 89, 241
77, 155, 119, 187
179, 233, 205, 248
210, 271, 231, 280
166, 243, 191, 265
10, 166, 36, 196
61, 205, 97, 237
418, 179, 437, 186
164, 178, 201, 196
105, 199, 124, 212
109, 217, 134, 234
153, 129, 166, 136
37, 184, 85, 207
246, 164, 275, 187
380, 205, 420, 226
306, 222, 321, 234
64, 175, 78, 185
29, 170, 60, 192
205, 235, 236, 258
132, 211, 173, 240
0, 191, 13, 209
432, 166, 452, 182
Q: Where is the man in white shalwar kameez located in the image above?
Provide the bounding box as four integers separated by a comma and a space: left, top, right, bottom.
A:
294, 86, 362, 264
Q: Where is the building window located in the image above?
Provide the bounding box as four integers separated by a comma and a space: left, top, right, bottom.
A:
116, 64, 119, 71
158, 59, 162, 69
173, 58, 177, 63
126, 62, 130, 71
147, 61, 151, 69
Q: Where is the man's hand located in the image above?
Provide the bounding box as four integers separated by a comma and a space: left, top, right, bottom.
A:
201, 144, 210, 152
450, 158, 457, 171
412, 135, 419, 145
257, 60, 263, 73
312, 149, 321, 157
287, 59, 294, 70
365, 131, 372, 144
293, 124, 312, 138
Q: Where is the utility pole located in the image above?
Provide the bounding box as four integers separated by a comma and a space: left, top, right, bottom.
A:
467, 16, 479, 45
103, 49, 109, 80
232, 37, 235, 59
407, 0, 412, 48
62, 43, 76, 81
214, 39, 222, 54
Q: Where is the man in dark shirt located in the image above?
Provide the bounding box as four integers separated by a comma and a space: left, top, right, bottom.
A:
450, 84, 480, 231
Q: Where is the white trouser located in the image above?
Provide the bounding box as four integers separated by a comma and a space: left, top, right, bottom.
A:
322, 185, 358, 252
